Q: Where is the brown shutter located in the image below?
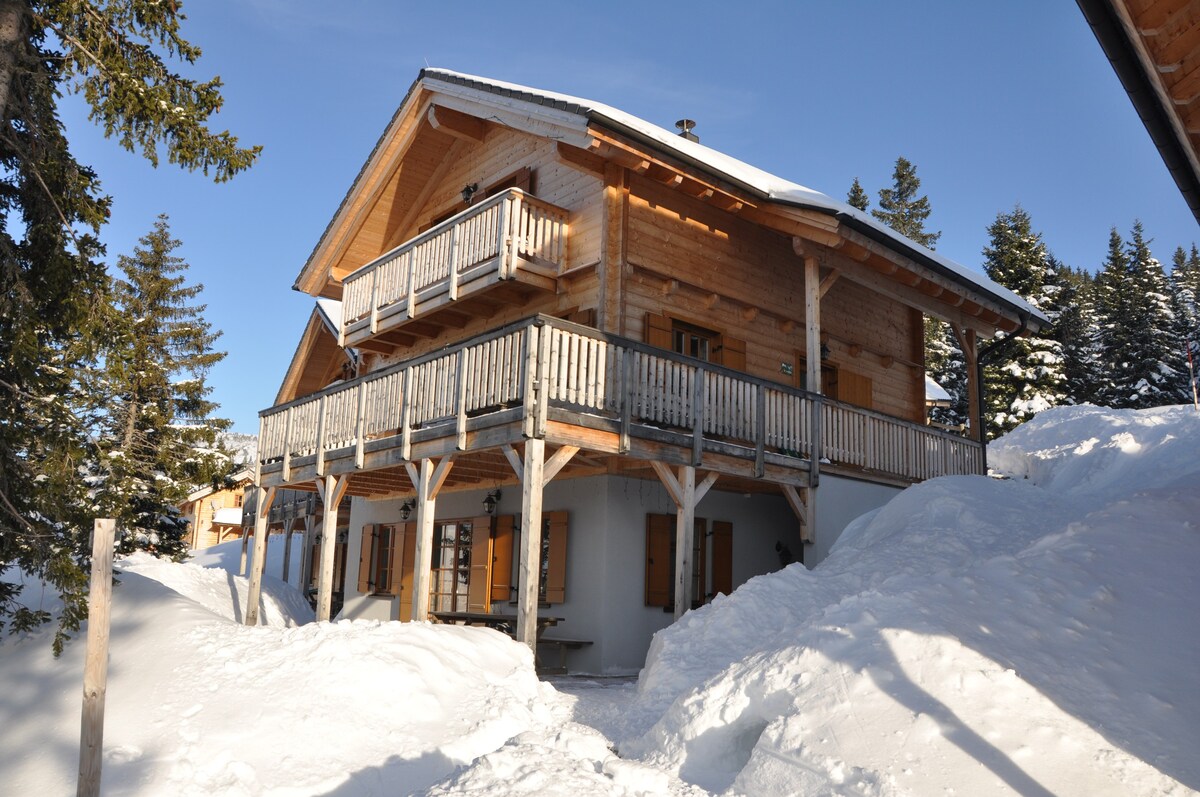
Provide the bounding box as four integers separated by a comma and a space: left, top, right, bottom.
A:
490, 515, 515, 603
397, 522, 416, 621
711, 521, 733, 598
646, 312, 672, 349
645, 513, 672, 607
544, 510, 569, 604
356, 524, 375, 593
467, 516, 494, 612
387, 523, 407, 596
716, 335, 747, 370
838, 371, 873, 408
693, 518, 707, 607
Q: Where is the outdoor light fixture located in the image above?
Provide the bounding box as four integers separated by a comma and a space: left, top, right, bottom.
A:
399, 499, 415, 521
820, 343, 831, 360
482, 489, 501, 515
461, 183, 478, 205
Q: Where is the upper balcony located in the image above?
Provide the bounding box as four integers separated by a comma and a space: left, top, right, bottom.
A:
339, 188, 569, 350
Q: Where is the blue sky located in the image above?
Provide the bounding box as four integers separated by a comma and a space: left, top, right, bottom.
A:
58, 1, 1198, 434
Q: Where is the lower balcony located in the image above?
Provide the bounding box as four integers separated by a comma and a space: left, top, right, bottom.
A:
256, 316, 983, 496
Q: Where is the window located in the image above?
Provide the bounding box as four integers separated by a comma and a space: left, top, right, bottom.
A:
645, 514, 732, 609
645, 312, 747, 370
430, 519, 475, 612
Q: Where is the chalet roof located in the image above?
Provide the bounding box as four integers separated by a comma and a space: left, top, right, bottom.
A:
300, 68, 1047, 331
184, 468, 254, 504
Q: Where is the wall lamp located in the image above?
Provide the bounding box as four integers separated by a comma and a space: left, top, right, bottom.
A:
399, 499, 415, 521
483, 489, 501, 515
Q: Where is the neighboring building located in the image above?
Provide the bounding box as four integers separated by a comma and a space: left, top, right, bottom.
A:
244, 69, 1046, 673
181, 468, 254, 550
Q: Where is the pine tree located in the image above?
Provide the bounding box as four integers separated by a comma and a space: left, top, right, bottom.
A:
871, 156, 941, 249
846, 177, 869, 211
1043, 259, 1096, 405
95, 216, 231, 559
979, 206, 1067, 436
1091, 229, 1134, 406
1168, 246, 1198, 400
0, 1, 259, 650
1122, 222, 1180, 407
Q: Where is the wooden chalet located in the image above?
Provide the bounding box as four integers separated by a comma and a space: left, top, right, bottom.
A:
181, 468, 253, 550
243, 69, 1047, 672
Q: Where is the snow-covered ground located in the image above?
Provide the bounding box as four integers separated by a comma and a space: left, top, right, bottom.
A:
1, 405, 1196, 795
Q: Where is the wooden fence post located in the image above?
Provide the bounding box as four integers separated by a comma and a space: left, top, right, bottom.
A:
77, 518, 115, 797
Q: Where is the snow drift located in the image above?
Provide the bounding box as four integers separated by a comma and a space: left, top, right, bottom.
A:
620, 405, 1200, 795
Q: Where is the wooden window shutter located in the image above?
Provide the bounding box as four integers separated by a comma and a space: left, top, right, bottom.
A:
645, 513, 672, 607
356, 524, 375, 593
645, 312, 672, 350
397, 522, 416, 622
711, 521, 733, 598
837, 370, 873, 409
716, 335, 747, 371
490, 515, 515, 603
544, 510, 569, 604
467, 516, 494, 612
387, 523, 407, 596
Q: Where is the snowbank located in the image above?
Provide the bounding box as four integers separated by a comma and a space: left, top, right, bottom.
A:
620, 405, 1200, 795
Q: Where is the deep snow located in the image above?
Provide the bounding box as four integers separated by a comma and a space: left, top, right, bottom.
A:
0, 404, 1196, 795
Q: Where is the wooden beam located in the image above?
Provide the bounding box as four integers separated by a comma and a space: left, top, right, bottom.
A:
501, 443, 524, 482
427, 103, 487, 142
245, 486, 277, 625
818, 268, 841, 299
779, 484, 812, 543
673, 465, 696, 618
804, 255, 822, 396
555, 141, 607, 175
515, 438, 546, 650
695, 471, 719, 503
650, 460, 683, 505
410, 458, 437, 622
315, 475, 346, 621
542, 445, 579, 486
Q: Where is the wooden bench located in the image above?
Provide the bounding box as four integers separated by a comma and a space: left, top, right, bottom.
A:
536, 637, 593, 674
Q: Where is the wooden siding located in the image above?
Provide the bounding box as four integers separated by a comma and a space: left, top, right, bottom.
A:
620, 174, 923, 422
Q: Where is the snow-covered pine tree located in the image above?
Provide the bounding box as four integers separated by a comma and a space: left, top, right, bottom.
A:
1170, 245, 1200, 366
96, 216, 231, 560
846, 177, 869, 211
979, 206, 1067, 436
1043, 258, 1097, 405
1091, 229, 1135, 406
926, 321, 969, 428
1122, 222, 1182, 407
871, 157, 941, 249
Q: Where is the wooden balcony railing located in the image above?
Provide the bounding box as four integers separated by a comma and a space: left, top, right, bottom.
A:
339, 189, 569, 347
258, 316, 983, 487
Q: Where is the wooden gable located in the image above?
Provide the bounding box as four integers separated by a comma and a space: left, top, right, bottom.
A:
274, 305, 354, 405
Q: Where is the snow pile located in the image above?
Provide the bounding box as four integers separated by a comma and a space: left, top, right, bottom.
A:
0, 552, 555, 795
617, 405, 1200, 795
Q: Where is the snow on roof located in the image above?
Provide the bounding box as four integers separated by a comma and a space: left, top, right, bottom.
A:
211, 506, 245, 526
925, 375, 952, 403
316, 298, 343, 332
420, 68, 1048, 329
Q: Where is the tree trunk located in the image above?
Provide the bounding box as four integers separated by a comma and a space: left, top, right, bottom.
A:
0, 0, 27, 125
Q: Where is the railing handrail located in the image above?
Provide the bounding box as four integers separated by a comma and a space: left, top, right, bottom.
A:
262, 312, 980, 453
341, 187, 560, 286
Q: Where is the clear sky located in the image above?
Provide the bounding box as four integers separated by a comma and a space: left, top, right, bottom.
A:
57, 1, 1199, 434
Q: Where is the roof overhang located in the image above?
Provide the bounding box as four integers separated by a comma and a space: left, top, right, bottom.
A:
1077, 0, 1200, 223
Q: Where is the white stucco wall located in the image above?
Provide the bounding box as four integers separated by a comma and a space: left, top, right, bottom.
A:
336, 471, 903, 674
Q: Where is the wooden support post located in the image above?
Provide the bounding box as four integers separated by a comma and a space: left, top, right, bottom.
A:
952, 323, 982, 442
651, 463, 711, 619
245, 486, 276, 626
673, 466, 696, 619
406, 456, 454, 622
315, 474, 349, 622
804, 254, 822, 397
281, 518, 295, 585
515, 437, 546, 650
77, 518, 115, 797
238, 521, 250, 576
299, 515, 315, 594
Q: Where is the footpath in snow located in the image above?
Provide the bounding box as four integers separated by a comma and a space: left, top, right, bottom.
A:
0, 404, 1196, 795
